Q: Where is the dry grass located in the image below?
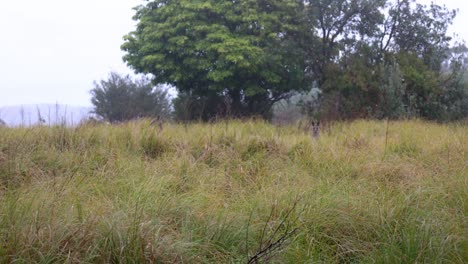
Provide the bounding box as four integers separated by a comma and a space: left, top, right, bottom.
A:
0, 119, 466, 263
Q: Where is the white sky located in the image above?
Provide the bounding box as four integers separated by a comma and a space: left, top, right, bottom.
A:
0, 0, 467, 107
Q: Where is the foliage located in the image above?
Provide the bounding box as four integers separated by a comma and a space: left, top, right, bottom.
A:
376, 58, 408, 118
0, 120, 466, 262
122, 0, 309, 119
301, 0, 466, 121
304, 0, 386, 85
387, 0, 456, 71
90, 72, 171, 123
172, 91, 224, 122
123, 0, 467, 122
438, 58, 468, 120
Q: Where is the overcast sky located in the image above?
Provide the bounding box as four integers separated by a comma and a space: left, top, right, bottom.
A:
0, 0, 467, 107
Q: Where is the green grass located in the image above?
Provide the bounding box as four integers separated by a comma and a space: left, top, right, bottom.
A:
0, 119, 466, 263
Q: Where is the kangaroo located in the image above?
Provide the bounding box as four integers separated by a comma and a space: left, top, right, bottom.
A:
311, 121, 320, 139
150, 115, 163, 132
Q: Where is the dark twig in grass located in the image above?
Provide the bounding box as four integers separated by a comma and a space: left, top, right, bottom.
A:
257, 203, 276, 255
265, 199, 298, 247
248, 199, 300, 264
382, 118, 390, 161
447, 144, 450, 168
210, 119, 213, 149
248, 228, 298, 264
246, 210, 254, 263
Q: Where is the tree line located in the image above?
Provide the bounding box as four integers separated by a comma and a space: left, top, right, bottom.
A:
92, 0, 467, 123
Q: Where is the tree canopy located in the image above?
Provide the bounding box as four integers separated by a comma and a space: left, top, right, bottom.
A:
122, 0, 308, 119
122, 0, 467, 121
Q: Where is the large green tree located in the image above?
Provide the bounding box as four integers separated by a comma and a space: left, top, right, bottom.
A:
122, 0, 308, 119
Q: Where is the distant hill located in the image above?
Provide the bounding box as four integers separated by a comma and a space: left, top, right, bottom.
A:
0, 104, 93, 127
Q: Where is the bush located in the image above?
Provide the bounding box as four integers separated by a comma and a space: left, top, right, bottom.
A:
140, 132, 171, 159
91, 72, 171, 123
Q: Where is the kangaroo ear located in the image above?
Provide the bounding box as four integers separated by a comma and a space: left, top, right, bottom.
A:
317, 122, 320, 126
312, 121, 315, 126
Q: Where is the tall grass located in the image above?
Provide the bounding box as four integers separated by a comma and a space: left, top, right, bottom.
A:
0, 120, 466, 263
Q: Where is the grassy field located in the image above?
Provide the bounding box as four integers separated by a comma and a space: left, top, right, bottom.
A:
0, 120, 466, 263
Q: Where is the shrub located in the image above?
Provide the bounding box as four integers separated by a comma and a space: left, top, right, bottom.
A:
140, 132, 171, 159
